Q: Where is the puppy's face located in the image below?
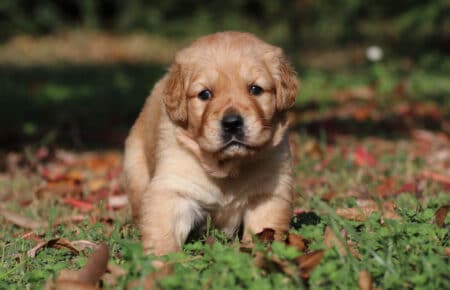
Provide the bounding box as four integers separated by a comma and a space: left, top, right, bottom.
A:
164, 32, 298, 160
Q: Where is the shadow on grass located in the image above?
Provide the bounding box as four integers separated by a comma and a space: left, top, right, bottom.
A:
0, 63, 166, 149
291, 105, 447, 142
1, 63, 448, 150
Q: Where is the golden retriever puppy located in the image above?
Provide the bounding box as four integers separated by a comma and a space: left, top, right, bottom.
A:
124, 31, 298, 255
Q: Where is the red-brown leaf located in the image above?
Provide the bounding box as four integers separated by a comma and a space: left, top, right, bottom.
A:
64, 198, 94, 212
287, 233, 306, 252
296, 250, 325, 279
434, 205, 449, 228
353, 147, 377, 167
256, 228, 275, 243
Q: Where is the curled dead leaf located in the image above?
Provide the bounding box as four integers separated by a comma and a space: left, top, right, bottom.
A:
296, 250, 325, 279
71, 240, 99, 251
434, 205, 449, 228
27, 237, 80, 258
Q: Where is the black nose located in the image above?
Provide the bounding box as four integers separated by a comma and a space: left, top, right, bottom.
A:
221, 113, 244, 135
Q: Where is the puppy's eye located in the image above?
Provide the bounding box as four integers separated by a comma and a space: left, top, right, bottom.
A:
249, 85, 263, 96
198, 90, 212, 101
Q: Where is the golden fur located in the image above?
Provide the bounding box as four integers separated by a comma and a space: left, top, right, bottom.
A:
124, 31, 299, 255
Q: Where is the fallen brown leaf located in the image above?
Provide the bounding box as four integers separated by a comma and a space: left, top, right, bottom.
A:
323, 226, 361, 259
71, 240, 99, 251
0, 207, 46, 230
332, 86, 375, 102
268, 255, 299, 278
256, 228, 276, 244
205, 235, 216, 246
287, 233, 306, 252
421, 171, 450, 187
336, 201, 401, 222
434, 205, 449, 228
46, 243, 109, 290
252, 252, 298, 279
323, 226, 346, 255
35, 178, 82, 198
444, 248, 450, 257
28, 237, 80, 258
296, 250, 325, 279
87, 178, 107, 192
353, 147, 377, 167
75, 243, 109, 285
335, 207, 375, 221
376, 178, 397, 198
358, 270, 373, 290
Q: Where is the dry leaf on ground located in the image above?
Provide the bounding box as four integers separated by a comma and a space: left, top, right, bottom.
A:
353, 147, 377, 167
71, 240, 99, 251
287, 233, 306, 252
28, 237, 80, 258
421, 171, 450, 187
434, 205, 449, 228
256, 228, 276, 243
336, 200, 401, 222
45, 243, 109, 290
444, 248, 450, 256
296, 250, 325, 279
358, 270, 373, 290
323, 226, 360, 258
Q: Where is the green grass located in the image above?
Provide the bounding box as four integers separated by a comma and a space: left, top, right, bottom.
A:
1, 193, 449, 289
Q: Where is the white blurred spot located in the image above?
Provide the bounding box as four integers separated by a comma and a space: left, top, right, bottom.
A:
366, 46, 383, 62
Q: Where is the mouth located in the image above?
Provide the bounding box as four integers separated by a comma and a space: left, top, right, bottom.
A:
222, 137, 254, 150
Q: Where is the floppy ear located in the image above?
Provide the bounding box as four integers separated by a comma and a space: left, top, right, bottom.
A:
270, 48, 299, 111
163, 63, 188, 125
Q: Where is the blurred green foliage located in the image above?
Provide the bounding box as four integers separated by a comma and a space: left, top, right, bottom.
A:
1, 0, 449, 57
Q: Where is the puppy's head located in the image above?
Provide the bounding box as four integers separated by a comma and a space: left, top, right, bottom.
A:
164, 31, 298, 161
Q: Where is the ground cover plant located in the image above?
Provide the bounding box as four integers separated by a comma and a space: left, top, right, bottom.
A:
1, 33, 450, 290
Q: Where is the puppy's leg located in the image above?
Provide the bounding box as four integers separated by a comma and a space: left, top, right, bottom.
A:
243, 195, 292, 242
140, 187, 204, 255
